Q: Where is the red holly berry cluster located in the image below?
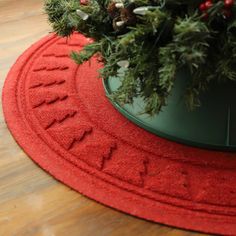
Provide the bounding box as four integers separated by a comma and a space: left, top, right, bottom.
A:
199, 0, 234, 19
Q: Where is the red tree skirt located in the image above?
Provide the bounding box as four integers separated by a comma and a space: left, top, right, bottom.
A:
3, 33, 236, 235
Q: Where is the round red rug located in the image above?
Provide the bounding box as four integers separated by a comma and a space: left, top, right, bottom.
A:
3, 32, 236, 235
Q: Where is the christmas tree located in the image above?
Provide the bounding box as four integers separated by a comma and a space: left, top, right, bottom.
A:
45, 0, 236, 115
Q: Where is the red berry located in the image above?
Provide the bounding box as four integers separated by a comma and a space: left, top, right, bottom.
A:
224, 0, 234, 8
199, 3, 207, 11
205, 0, 213, 9
223, 8, 232, 18
80, 0, 89, 5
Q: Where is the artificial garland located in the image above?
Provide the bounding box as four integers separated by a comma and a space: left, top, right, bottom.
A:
45, 0, 236, 115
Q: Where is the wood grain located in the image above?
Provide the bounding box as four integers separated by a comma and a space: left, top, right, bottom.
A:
0, 1, 210, 235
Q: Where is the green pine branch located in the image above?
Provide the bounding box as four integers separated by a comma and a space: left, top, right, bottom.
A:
45, 0, 236, 115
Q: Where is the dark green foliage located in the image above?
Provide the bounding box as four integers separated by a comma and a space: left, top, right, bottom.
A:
45, 0, 236, 115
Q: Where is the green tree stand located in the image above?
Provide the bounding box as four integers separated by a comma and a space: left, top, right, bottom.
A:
104, 71, 236, 151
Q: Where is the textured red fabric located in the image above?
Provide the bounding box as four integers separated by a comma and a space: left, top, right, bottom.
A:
2, 32, 236, 235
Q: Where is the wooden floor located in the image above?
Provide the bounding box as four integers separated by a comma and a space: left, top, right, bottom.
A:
0, 1, 210, 235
